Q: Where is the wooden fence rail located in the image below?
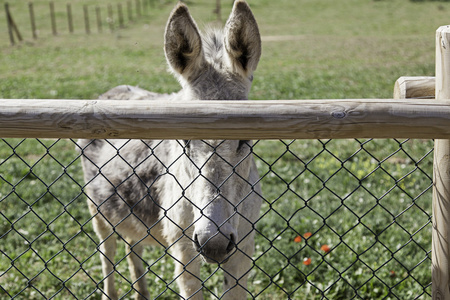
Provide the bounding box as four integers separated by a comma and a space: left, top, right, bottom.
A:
394, 76, 435, 99
0, 98, 450, 140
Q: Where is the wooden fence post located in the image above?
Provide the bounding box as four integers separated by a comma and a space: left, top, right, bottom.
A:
142, 0, 148, 15
5, 3, 23, 45
215, 0, 221, 22
107, 4, 114, 32
5, 3, 14, 45
118, 4, 125, 28
127, 1, 133, 22
49, 2, 57, 35
433, 25, 450, 300
83, 5, 90, 34
96, 6, 102, 33
136, 0, 141, 18
67, 4, 74, 34
28, 2, 37, 39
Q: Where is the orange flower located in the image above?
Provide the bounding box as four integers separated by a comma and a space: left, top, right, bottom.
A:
320, 244, 331, 253
303, 232, 312, 239
294, 235, 302, 243
302, 257, 312, 266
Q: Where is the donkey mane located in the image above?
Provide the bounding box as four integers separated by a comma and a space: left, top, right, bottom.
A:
202, 28, 226, 67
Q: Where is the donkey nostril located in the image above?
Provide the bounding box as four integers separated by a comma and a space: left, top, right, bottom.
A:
193, 234, 201, 253
226, 233, 236, 253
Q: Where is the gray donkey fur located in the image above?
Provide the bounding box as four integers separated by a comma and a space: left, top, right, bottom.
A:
79, 1, 262, 299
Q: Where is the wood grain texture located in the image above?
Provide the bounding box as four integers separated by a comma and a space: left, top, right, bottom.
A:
1, 98, 450, 139
433, 25, 450, 300
393, 76, 435, 99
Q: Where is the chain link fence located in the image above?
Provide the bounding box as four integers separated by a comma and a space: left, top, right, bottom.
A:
0, 137, 433, 299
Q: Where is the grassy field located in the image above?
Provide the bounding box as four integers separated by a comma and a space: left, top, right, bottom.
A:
0, 0, 446, 298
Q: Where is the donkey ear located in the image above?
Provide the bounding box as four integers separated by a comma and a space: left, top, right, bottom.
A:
164, 3, 204, 77
224, 0, 261, 76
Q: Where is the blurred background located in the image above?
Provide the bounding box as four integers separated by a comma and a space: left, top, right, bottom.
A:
0, 0, 447, 100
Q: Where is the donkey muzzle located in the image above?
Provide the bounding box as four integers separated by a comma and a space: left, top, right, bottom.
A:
193, 223, 237, 264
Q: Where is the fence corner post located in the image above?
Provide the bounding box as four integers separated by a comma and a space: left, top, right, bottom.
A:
433, 25, 450, 300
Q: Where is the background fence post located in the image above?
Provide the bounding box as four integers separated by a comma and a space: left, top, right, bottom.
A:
29, 2, 37, 39
215, 0, 221, 22
118, 4, 124, 28
136, 0, 141, 18
433, 25, 450, 300
127, 1, 133, 22
142, 0, 148, 16
67, 4, 73, 34
107, 4, 114, 32
96, 6, 102, 33
5, 3, 14, 45
83, 5, 90, 34
5, 3, 22, 45
50, 2, 57, 35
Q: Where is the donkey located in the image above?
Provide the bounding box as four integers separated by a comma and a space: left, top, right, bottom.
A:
79, 1, 262, 299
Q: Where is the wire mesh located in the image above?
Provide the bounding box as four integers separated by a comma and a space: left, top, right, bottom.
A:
0, 138, 433, 299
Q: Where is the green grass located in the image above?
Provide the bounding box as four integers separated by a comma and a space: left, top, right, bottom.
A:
0, 0, 444, 298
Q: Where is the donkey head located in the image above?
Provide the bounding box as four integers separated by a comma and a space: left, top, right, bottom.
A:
164, 1, 261, 263
182, 139, 256, 264
164, 0, 261, 100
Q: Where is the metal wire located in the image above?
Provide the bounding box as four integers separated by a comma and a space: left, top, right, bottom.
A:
0, 138, 433, 299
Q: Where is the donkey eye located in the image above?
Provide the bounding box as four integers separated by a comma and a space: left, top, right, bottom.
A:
183, 140, 191, 152
238, 140, 250, 151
